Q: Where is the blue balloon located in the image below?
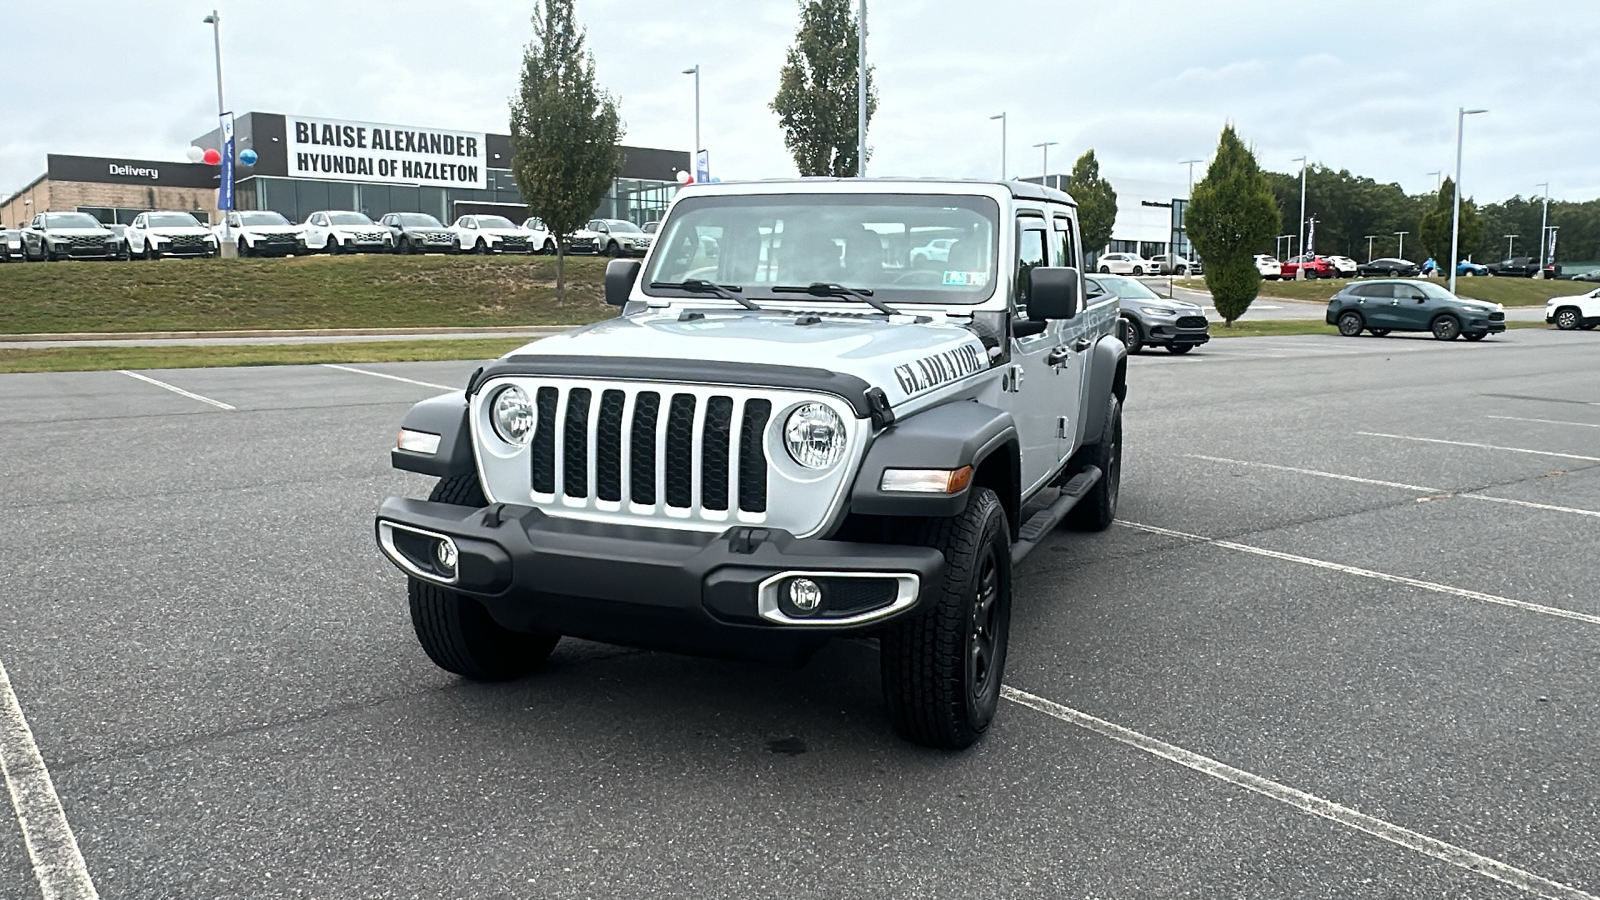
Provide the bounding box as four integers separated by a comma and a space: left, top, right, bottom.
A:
239, 149, 258, 166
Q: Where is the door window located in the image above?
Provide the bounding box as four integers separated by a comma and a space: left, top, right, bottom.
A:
1052, 215, 1078, 269
1014, 218, 1049, 314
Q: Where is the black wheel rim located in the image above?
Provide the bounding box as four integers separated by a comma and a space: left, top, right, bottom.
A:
969, 546, 1001, 701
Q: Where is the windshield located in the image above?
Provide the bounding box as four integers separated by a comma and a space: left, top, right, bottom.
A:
644, 193, 1000, 304
44, 213, 104, 229
148, 213, 202, 228
237, 212, 290, 226
328, 212, 373, 226
1093, 276, 1161, 300
396, 214, 442, 227
476, 216, 517, 229
604, 220, 643, 234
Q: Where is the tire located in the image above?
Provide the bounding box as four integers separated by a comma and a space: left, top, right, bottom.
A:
606, 241, 622, 258
397, 236, 413, 254
1119, 316, 1144, 354
1368, 328, 1391, 337
328, 237, 343, 255
237, 239, 250, 258
879, 487, 1012, 750
1463, 332, 1486, 341
1431, 314, 1461, 341
1065, 394, 1122, 532
1554, 307, 1582, 331
1337, 311, 1365, 336
543, 239, 556, 255
474, 239, 490, 256
1098, 265, 1110, 274
1167, 343, 1193, 354
1305, 268, 1319, 280
1176, 266, 1187, 276
1132, 266, 1144, 276
408, 473, 561, 682
147, 242, 161, 261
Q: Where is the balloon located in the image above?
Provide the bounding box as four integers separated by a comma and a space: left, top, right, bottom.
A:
202, 148, 222, 165
186, 146, 205, 163
675, 170, 693, 185
239, 149, 258, 166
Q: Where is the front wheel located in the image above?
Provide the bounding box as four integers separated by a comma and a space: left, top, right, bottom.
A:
1337, 311, 1365, 336
542, 239, 556, 255
1554, 307, 1582, 330
1132, 266, 1144, 276
1118, 316, 1145, 354
880, 487, 1012, 750
1432, 315, 1462, 341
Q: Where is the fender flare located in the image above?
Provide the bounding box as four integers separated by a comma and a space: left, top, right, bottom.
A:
850, 401, 1018, 518
390, 391, 476, 478
1080, 335, 1128, 447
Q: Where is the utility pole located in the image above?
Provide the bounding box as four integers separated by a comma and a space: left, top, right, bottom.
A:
990, 113, 1007, 180
856, 0, 867, 178
1033, 141, 1058, 186
1179, 159, 1202, 263
1449, 107, 1488, 294
681, 65, 700, 175
1292, 156, 1307, 276
1364, 234, 1378, 263
1395, 231, 1409, 259
202, 9, 235, 257
1536, 181, 1550, 277
1503, 234, 1517, 258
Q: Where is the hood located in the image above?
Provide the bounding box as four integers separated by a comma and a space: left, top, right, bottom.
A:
236, 224, 300, 235
331, 223, 380, 232
479, 227, 528, 237
149, 226, 213, 236
48, 227, 113, 237
511, 310, 990, 407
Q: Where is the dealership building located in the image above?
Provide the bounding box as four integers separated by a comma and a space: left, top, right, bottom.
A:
2, 111, 687, 230
1026, 175, 1192, 261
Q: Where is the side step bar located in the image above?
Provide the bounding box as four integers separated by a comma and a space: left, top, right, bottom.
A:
1010, 465, 1102, 566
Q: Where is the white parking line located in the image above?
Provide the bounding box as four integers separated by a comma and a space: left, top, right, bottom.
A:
1119, 521, 1600, 627
321, 363, 455, 392
1188, 455, 1600, 520
1, 660, 100, 900
117, 371, 234, 411
1358, 432, 1600, 463
1487, 415, 1600, 430
1001, 686, 1598, 900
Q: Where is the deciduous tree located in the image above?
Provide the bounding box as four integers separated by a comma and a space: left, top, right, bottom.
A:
1065, 150, 1117, 259
510, 0, 624, 300
1186, 126, 1279, 326
771, 0, 877, 177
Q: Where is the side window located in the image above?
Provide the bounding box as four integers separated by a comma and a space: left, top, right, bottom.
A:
1014, 217, 1049, 312
1400, 285, 1428, 302
1363, 283, 1394, 299
1051, 215, 1078, 270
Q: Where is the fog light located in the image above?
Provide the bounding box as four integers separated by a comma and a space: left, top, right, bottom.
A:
434, 538, 458, 572
785, 577, 823, 616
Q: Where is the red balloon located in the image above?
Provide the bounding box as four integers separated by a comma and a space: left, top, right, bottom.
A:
202, 148, 222, 165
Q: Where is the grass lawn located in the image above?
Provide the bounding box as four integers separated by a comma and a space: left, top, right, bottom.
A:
0, 338, 534, 374
0, 254, 611, 334
1256, 276, 1580, 307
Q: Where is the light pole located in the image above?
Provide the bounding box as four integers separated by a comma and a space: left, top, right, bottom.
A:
202, 10, 235, 256
990, 113, 1007, 180
1276, 234, 1293, 260
1448, 108, 1488, 294
1292, 156, 1307, 275
1427, 170, 1442, 192
1364, 234, 1378, 263
1536, 182, 1550, 276
856, 0, 867, 178
1178, 159, 1202, 262
1503, 234, 1518, 258
1395, 231, 1409, 259
1033, 141, 1058, 186
681, 65, 700, 175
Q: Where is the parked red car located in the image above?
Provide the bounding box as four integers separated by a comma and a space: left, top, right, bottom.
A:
1280, 254, 1341, 280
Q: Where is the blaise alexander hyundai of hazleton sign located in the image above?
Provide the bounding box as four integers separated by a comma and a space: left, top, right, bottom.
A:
286, 115, 487, 189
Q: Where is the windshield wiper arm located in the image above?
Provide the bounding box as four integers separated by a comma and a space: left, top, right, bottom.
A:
649, 279, 761, 310
771, 282, 897, 315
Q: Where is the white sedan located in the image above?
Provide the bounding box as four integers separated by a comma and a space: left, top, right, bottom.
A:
1325, 255, 1359, 278
1254, 254, 1282, 280
450, 215, 538, 254
1096, 252, 1156, 276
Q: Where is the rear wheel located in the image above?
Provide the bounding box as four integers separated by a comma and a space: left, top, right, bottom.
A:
1098, 265, 1110, 274
1065, 394, 1122, 532
1305, 268, 1319, 280
1431, 314, 1462, 341
880, 487, 1012, 750
1337, 311, 1365, 336
1119, 316, 1145, 354
1554, 307, 1582, 330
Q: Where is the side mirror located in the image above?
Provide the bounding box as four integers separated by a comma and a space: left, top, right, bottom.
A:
1027, 267, 1081, 321
605, 258, 642, 307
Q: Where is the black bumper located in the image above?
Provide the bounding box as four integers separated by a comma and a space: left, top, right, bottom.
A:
375, 498, 946, 659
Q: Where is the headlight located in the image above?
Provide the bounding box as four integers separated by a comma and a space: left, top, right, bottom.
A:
491, 386, 536, 446
784, 403, 847, 469
1145, 307, 1177, 316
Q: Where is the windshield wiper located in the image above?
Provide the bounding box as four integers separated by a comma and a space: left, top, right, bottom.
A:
649, 279, 761, 310
770, 282, 897, 316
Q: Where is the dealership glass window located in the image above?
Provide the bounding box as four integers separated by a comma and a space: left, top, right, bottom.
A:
388, 184, 421, 216
419, 187, 447, 222
295, 180, 329, 221
1108, 239, 1139, 255
79, 207, 115, 225
357, 184, 391, 219
326, 182, 355, 213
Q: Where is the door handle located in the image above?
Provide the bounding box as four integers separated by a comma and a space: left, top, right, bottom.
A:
1073, 337, 1092, 352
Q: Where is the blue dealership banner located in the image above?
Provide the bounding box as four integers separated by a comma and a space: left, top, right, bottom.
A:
218, 112, 235, 211
695, 150, 710, 185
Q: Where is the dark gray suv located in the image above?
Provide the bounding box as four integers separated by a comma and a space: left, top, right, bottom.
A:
1089, 275, 1211, 355
1326, 280, 1506, 341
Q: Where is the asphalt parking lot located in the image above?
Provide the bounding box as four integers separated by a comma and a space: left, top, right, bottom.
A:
2, 328, 1597, 899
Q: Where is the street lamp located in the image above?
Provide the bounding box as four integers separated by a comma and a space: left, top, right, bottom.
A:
1292, 156, 1307, 275
1536, 182, 1550, 276
1395, 231, 1409, 259
1364, 234, 1378, 263
1448, 107, 1488, 294
1427, 170, 1442, 192
1178, 159, 1202, 262
1276, 234, 1294, 260
681, 65, 700, 174
202, 10, 235, 256
990, 113, 1007, 180
856, 0, 867, 178
1032, 141, 1059, 186
1503, 234, 1518, 258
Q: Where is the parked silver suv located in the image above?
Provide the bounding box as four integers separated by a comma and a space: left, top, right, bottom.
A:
374, 179, 1130, 750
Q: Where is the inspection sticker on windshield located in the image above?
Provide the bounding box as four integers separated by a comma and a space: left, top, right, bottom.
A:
942, 271, 988, 286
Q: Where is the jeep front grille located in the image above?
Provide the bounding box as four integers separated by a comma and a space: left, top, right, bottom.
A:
525, 383, 771, 517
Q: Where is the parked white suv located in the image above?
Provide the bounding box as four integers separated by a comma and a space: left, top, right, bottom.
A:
1095, 252, 1154, 276
301, 211, 393, 254
1254, 254, 1283, 280
1547, 286, 1600, 331
586, 218, 653, 258
219, 210, 301, 257
450, 215, 537, 254
127, 211, 219, 259
1325, 255, 1359, 278
520, 217, 557, 254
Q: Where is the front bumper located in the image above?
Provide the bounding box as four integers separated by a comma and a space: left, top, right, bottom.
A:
375, 498, 945, 659
1145, 318, 1211, 346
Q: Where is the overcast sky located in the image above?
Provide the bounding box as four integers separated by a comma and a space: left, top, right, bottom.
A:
3, 0, 1596, 203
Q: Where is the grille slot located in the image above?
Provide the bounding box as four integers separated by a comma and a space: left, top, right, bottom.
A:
739, 400, 772, 513
1176, 315, 1208, 329
563, 389, 592, 497
701, 397, 735, 511
530, 387, 559, 494
630, 392, 661, 505
664, 394, 697, 508
595, 390, 626, 502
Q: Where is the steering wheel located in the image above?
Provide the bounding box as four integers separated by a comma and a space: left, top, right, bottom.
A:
893, 269, 944, 286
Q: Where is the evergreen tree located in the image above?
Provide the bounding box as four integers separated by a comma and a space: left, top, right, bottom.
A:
771, 0, 877, 176
1418, 177, 1484, 267
509, 0, 624, 300
1186, 126, 1279, 326
1065, 150, 1117, 259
